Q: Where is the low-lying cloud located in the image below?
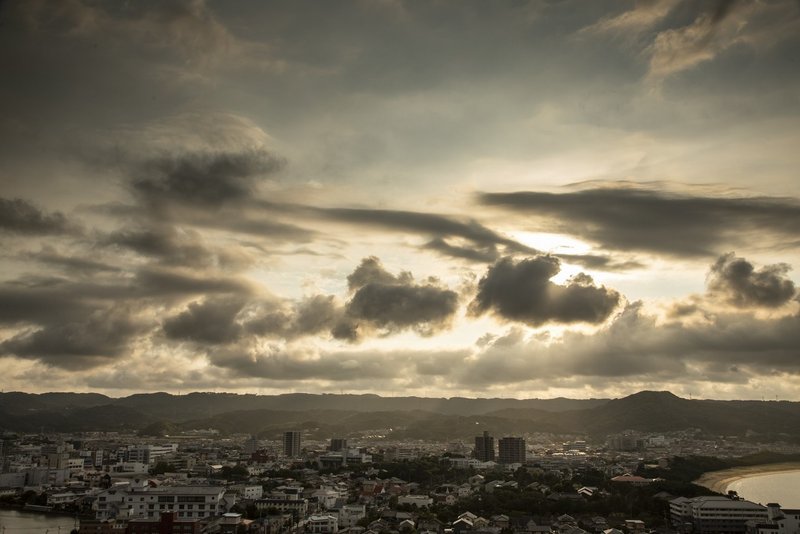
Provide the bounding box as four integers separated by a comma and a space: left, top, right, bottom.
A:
470, 255, 621, 326
708, 252, 796, 308
0, 198, 74, 235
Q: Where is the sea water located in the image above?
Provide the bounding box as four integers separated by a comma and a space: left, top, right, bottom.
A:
727, 470, 800, 508
0, 509, 78, 532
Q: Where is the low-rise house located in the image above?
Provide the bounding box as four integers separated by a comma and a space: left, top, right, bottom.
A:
491, 515, 510, 529
255, 496, 309, 518
609, 475, 655, 486
77, 519, 128, 534
308, 514, 339, 534
337, 504, 366, 527
398, 494, 433, 507
399, 519, 416, 531
624, 519, 645, 532
127, 511, 204, 534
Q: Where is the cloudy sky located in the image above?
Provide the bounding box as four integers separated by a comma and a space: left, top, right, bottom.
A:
1, 0, 799, 400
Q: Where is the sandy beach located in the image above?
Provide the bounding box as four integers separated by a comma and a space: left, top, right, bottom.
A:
694, 463, 800, 494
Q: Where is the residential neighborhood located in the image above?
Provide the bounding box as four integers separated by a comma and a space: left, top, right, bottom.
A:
0, 427, 798, 534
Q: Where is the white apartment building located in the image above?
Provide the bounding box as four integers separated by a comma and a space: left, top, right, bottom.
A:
312, 489, 339, 510
125, 444, 178, 464
337, 504, 366, 527
94, 484, 228, 521
384, 447, 419, 461
746, 504, 800, 534
229, 484, 263, 500
111, 462, 149, 475
307, 514, 338, 534
671, 496, 768, 534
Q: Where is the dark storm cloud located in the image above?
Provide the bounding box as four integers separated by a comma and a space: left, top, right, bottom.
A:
0, 260, 255, 368
246, 258, 460, 342
132, 149, 285, 208
708, 253, 796, 308
457, 302, 800, 388
317, 207, 526, 250
346, 283, 459, 336
246, 295, 344, 340
709, 0, 740, 26
423, 238, 499, 263
0, 284, 93, 325
558, 253, 644, 272
347, 256, 410, 290
134, 267, 254, 297
0, 208, 266, 371
206, 300, 800, 387
470, 256, 621, 326
0, 198, 74, 235
0, 307, 144, 370
25, 247, 121, 274
479, 186, 800, 257
343, 257, 459, 337
88, 201, 315, 243
101, 144, 315, 243
292, 295, 342, 336
209, 345, 401, 382
99, 225, 253, 269
208, 342, 471, 383
152, 256, 463, 347
2, 267, 252, 305
262, 203, 537, 262
206, 215, 315, 242
163, 297, 246, 345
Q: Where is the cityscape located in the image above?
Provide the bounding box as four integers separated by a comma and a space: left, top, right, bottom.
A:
2, 0, 800, 533
0, 391, 799, 533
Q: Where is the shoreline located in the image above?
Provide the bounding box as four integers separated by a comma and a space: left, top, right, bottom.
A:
0, 502, 90, 519
694, 462, 800, 495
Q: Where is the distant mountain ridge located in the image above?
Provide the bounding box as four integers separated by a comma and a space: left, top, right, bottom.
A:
1, 390, 799, 440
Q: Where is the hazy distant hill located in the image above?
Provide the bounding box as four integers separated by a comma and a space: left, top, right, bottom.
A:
0, 404, 152, 433
0, 391, 607, 433
111, 392, 608, 418
501, 391, 800, 437
0, 392, 111, 414
1, 390, 799, 439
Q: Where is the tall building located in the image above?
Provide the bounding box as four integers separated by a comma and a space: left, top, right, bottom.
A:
283, 431, 302, 458
498, 437, 526, 464
330, 438, 347, 452
474, 431, 495, 462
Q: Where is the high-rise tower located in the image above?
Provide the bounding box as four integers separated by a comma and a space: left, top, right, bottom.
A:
283, 431, 301, 458
474, 431, 495, 461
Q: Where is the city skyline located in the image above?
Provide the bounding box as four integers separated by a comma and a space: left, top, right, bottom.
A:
0, 0, 799, 400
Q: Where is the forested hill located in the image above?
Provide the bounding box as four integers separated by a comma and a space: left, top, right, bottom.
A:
1, 390, 798, 440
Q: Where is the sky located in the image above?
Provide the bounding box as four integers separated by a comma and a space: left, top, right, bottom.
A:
0, 0, 799, 400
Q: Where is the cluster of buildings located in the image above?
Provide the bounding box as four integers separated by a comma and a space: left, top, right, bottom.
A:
473, 432, 527, 465
0, 428, 797, 534
670, 496, 800, 534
